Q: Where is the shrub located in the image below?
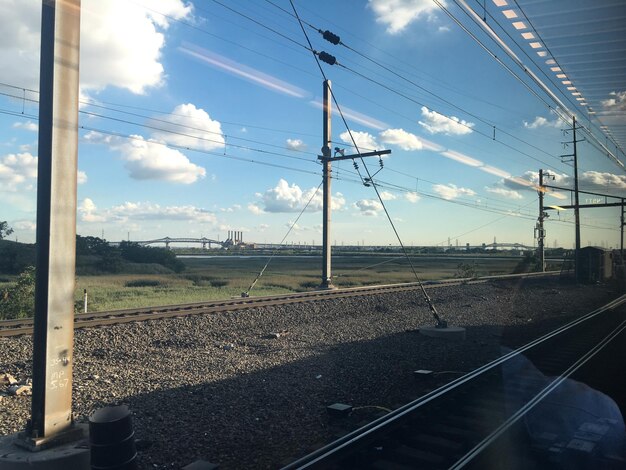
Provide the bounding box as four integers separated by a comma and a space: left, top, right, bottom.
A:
455, 262, 477, 279
0, 266, 36, 319
124, 279, 163, 288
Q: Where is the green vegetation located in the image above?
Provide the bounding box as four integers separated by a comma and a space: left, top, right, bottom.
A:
0, 266, 35, 319
0, 236, 536, 317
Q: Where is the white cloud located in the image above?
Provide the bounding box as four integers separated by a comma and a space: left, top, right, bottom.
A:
86, 131, 205, 184
379, 191, 397, 200
77, 170, 88, 185
379, 128, 423, 151
12, 121, 38, 131
367, 0, 444, 34
257, 179, 345, 213
354, 199, 383, 216
523, 116, 561, 129
0, 0, 191, 93
78, 198, 217, 224
579, 171, 626, 191
0, 152, 38, 191
404, 192, 420, 203
248, 203, 264, 215
286, 139, 307, 151
419, 106, 474, 135
485, 186, 523, 200
433, 183, 476, 200
152, 103, 224, 151
13, 220, 36, 232
601, 91, 626, 111
78, 198, 107, 223
339, 131, 379, 151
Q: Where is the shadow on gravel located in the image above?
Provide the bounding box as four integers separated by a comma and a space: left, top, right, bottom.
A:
114, 301, 623, 470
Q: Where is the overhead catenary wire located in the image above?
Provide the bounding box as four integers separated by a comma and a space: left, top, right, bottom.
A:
289, 0, 446, 326
242, 180, 323, 297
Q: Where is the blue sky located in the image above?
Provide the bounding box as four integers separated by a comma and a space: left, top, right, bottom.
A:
1, 0, 624, 248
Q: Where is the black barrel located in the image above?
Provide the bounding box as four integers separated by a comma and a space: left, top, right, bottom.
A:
89, 405, 138, 470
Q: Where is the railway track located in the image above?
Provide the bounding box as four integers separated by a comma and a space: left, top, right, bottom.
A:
282, 295, 626, 470
0, 271, 558, 337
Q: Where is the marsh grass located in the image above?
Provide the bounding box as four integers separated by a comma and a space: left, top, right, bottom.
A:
72, 255, 521, 312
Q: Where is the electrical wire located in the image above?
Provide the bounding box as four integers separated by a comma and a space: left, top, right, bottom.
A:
242, 180, 323, 297
289, 0, 447, 326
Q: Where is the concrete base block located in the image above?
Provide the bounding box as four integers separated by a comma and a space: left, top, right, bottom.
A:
419, 326, 466, 341
0, 432, 89, 470
327, 403, 353, 418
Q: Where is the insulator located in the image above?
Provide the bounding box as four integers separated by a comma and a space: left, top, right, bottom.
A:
379, 158, 384, 168
353, 161, 359, 170
318, 51, 337, 65
322, 30, 340, 45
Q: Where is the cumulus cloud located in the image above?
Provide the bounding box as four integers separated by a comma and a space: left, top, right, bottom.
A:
151, 103, 224, 151
0, 0, 192, 93
500, 170, 626, 195
12, 121, 38, 131
257, 179, 345, 213
286, 139, 307, 151
579, 171, 626, 192
248, 203, 264, 215
379, 128, 423, 151
0, 152, 38, 191
367, 0, 444, 34
379, 191, 397, 201
433, 183, 476, 200
485, 186, 523, 200
78, 198, 217, 224
85, 131, 205, 184
339, 131, 379, 151
601, 91, 626, 111
418, 107, 474, 135
77, 170, 88, 185
523, 116, 561, 129
404, 192, 420, 203
354, 199, 383, 216
13, 220, 36, 232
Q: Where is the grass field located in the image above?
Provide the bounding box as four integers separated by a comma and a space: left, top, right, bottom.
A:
70, 254, 526, 312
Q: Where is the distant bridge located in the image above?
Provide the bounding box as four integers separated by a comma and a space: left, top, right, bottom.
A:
135, 237, 226, 249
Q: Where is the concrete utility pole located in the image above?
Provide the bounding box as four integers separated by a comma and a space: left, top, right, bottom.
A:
321, 80, 333, 288
318, 79, 390, 288
29, 0, 82, 445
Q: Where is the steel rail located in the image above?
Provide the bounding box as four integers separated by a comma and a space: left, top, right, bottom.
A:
282, 293, 626, 469
0, 271, 560, 337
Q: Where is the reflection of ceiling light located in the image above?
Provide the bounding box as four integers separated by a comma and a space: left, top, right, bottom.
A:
522, 32, 535, 39
556, 73, 567, 78
493, 0, 508, 6
576, 97, 584, 101
580, 102, 587, 106
512, 21, 526, 29
562, 80, 572, 84
502, 9, 518, 18
537, 51, 548, 57
572, 92, 581, 96
567, 86, 576, 90
588, 111, 596, 114
550, 66, 561, 72
545, 59, 556, 65
529, 42, 542, 48
548, 205, 566, 211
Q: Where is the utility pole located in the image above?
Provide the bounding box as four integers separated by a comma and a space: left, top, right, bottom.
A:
573, 116, 581, 282
28, 0, 84, 450
560, 116, 583, 282
320, 80, 333, 288
536, 169, 546, 272
318, 79, 390, 288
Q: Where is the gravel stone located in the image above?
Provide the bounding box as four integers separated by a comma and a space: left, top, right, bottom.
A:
0, 278, 619, 469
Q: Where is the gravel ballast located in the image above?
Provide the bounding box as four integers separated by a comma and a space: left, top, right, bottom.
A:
0, 278, 620, 469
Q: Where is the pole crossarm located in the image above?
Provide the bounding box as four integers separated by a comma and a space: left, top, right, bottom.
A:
545, 202, 625, 210
542, 184, 624, 200
318, 149, 391, 162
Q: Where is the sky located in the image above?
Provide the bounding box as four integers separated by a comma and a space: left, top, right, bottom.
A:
0, 0, 625, 249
